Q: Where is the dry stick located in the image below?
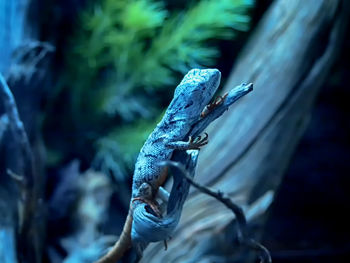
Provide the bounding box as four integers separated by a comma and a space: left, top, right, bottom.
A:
95, 212, 133, 263
160, 160, 272, 263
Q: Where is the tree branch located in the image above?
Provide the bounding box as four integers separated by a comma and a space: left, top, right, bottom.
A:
0, 73, 40, 262
0, 74, 34, 186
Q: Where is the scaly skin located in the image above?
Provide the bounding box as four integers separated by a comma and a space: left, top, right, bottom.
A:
132, 68, 221, 197
95, 69, 221, 263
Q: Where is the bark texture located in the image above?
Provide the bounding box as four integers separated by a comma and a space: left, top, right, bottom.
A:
0, 1, 50, 262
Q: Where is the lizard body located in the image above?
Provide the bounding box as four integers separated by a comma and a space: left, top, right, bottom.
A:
96, 68, 222, 263
132, 68, 221, 199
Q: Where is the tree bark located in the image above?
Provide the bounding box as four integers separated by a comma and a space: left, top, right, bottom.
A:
0, 1, 51, 262
142, 0, 350, 262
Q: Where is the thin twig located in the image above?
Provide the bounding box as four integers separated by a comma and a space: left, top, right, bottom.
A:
244, 239, 272, 263
160, 160, 272, 263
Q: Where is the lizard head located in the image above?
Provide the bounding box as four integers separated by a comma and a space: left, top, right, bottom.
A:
170, 68, 221, 122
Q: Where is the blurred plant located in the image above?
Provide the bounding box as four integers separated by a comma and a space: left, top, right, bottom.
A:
92, 118, 158, 180
56, 0, 254, 181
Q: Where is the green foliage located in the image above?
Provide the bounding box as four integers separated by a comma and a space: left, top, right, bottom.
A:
61, 0, 254, 181
93, 118, 159, 180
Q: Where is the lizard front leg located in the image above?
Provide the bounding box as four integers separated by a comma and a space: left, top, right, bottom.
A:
165, 133, 209, 150
201, 92, 228, 118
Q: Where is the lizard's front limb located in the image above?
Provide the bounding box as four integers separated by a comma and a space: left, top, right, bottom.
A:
201, 92, 228, 118
165, 133, 209, 150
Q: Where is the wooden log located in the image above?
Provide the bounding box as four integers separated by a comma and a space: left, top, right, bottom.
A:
142, 0, 350, 262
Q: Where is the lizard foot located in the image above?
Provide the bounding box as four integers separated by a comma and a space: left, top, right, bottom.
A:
201, 92, 228, 118
132, 197, 162, 218
187, 132, 209, 150
165, 133, 209, 150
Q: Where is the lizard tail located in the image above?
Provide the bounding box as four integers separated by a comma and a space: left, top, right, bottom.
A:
95, 212, 133, 263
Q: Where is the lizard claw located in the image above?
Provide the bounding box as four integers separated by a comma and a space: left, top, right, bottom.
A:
201, 92, 228, 118
188, 132, 209, 150
132, 198, 162, 218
